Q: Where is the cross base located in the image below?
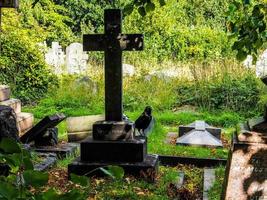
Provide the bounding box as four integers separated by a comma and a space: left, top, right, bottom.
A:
68, 154, 159, 182
80, 137, 147, 162
92, 121, 134, 141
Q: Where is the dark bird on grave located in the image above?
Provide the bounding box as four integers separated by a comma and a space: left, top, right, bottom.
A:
134, 106, 153, 137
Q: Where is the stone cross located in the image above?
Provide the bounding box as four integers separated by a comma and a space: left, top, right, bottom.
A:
83, 9, 143, 121
0, 0, 19, 8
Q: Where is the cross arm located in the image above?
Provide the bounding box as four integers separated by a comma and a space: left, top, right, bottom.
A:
121, 34, 144, 51
83, 34, 106, 51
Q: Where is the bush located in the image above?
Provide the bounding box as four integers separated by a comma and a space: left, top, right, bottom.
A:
176, 64, 260, 114
0, 31, 58, 103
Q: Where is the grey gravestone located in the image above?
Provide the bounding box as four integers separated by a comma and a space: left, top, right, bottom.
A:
68, 9, 158, 181
176, 120, 223, 148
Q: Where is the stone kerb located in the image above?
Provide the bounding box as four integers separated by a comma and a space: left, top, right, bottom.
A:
67, 115, 104, 142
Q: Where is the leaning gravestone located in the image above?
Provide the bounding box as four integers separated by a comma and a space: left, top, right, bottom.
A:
68, 9, 158, 181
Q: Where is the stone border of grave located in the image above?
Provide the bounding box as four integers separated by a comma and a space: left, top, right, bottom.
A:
158, 155, 227, 168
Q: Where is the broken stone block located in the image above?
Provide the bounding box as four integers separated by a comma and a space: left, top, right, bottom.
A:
0, 85, 11, 102
0, 98, 21, 114
17, 112, 34, 136
66, 115, 104, 132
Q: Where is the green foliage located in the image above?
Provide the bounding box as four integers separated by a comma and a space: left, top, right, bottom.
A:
0, 138, 87, 200
123, 0, 233, 62
226, 0, 267, 60
176, 70, 260, 114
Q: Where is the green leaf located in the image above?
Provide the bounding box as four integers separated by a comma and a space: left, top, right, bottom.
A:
70, 174, 88, 187
59, 189, 86, 200
35, 189, 60, 200
0, 138, 21, 154
159, 0, 166, 6
100, 165, 124, 179
23, 157, 34, 170
138, 6, 146, 17
145, 2, 155, 12
0, 181, 19, 199
23, 170, 48, 187
124, 3, 134, 15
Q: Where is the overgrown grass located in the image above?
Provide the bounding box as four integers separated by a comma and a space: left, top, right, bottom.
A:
84, 165, 203, 200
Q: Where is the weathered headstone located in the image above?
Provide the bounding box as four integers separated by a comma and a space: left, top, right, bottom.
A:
68, 9, 158, 180
176, 120, 223, 148
66, 43, 89, 74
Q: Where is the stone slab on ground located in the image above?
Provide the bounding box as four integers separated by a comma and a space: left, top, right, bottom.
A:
0, 98, 21, 114
17, 112, 34, 136
34, 153, 57, 171
222, 133, 267, 200
66, 115, 104, 133
68, 154, 159, 182
68, 131, 92, 142
203, 168, 215, 200
32, 143, 78, 159
20, 113, 66, 144
0, 85, 11, 102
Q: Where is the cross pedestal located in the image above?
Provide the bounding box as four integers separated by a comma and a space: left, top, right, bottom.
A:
68, 9, 158, 181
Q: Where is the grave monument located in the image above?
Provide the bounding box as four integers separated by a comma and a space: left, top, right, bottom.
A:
176, 120, 223, 148
68, 9, 158, 180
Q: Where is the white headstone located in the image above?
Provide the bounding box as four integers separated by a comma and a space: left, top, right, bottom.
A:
45, 42, 65, 74
66, 43, 89, 74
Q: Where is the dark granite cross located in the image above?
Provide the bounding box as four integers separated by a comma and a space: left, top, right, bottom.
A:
0, 0, 19, 8
83, 9, 143, 122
